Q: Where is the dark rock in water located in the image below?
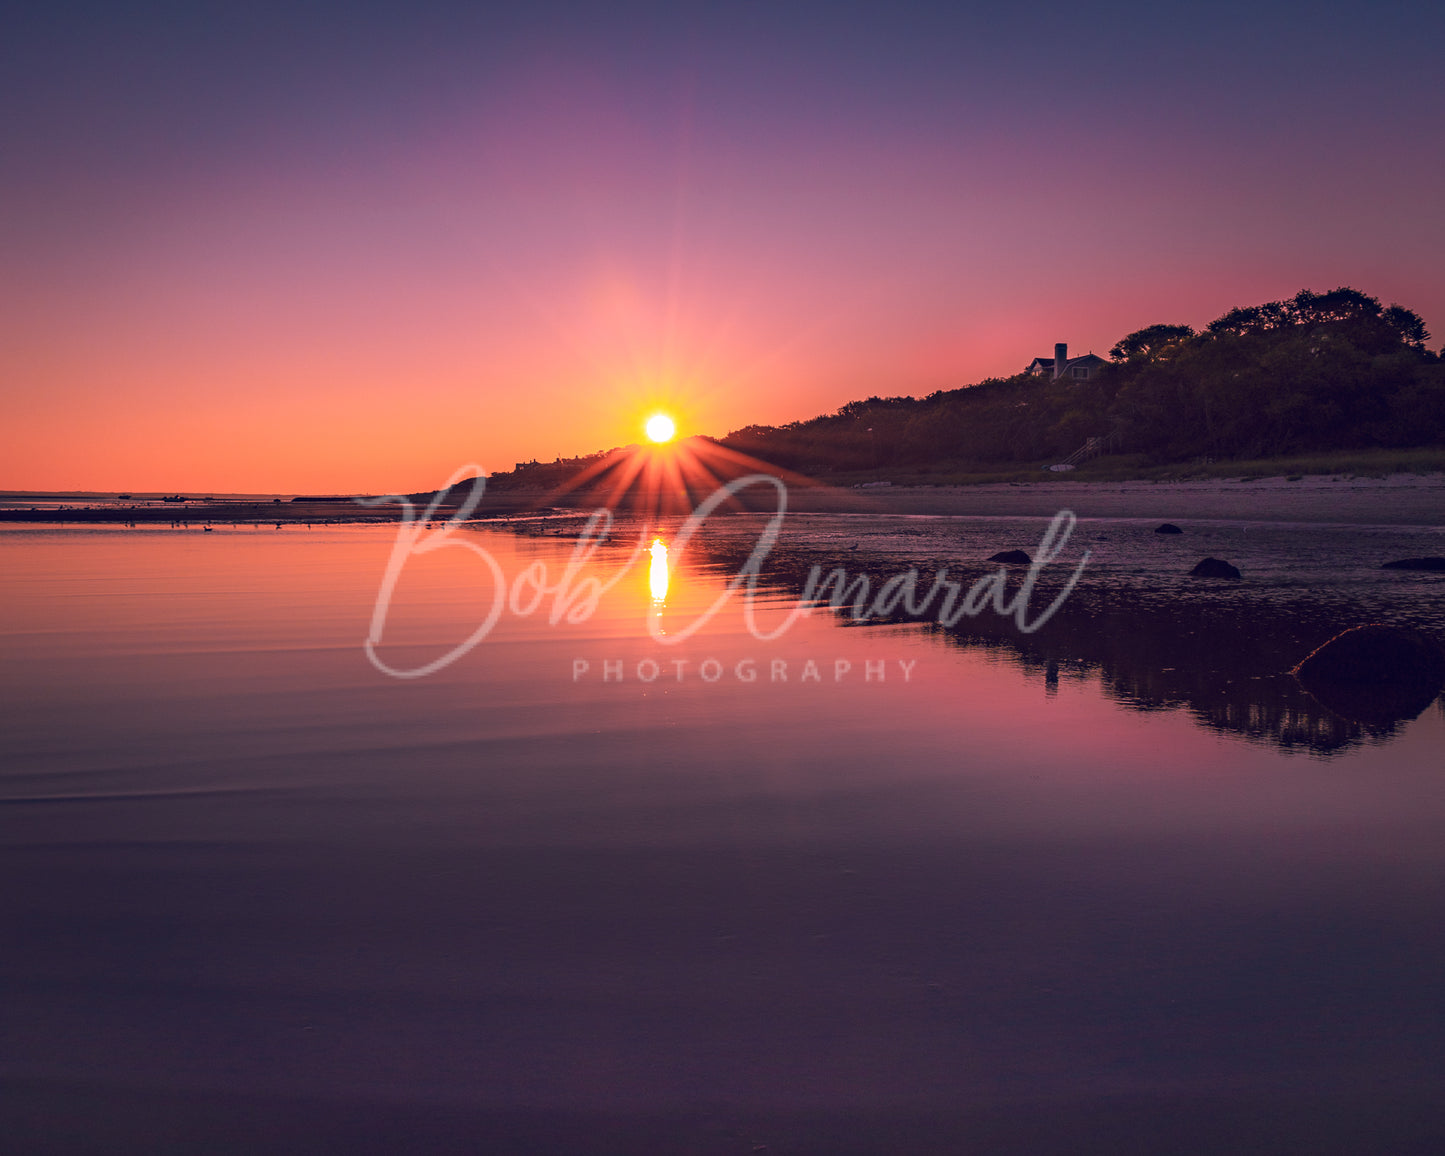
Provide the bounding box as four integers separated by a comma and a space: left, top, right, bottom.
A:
1293, 624, 1445, 726
1294, 624, 1445, 684
1154, 523, 1184, 534
987, 550, 1032, 565
1381, 557, 1445, 572
1189, 557, 1241, 579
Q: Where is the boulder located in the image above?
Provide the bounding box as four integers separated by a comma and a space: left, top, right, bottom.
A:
1292, 624, 1445, 725
987, 550, 1032, 565
1189, 557, 1241, 579
1381, 557, 1445, 572
1294, 624, 1445, 685
1154, 523, 1184, 534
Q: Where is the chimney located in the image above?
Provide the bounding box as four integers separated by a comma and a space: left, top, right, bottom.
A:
1053, 342, 1067, 380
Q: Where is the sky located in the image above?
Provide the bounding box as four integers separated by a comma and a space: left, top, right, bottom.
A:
3, 0, 1443, 492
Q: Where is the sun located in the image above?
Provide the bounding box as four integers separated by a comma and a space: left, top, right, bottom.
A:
644, 413, 676, 443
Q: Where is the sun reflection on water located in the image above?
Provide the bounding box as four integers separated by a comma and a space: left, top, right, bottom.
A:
649, 538, 669, 604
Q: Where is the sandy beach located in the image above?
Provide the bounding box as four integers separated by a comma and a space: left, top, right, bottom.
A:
5, 472, 1444, 527
787, 473, 1445, 526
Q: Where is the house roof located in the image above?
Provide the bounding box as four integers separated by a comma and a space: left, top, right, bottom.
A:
1027, 352, 1105, 367
1025, 351, 1107, 376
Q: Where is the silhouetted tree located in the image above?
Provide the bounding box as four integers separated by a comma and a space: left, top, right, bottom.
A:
1110, 323, 1196, 361
1382, 304, 1429, 349
1206, 300, 1291, 336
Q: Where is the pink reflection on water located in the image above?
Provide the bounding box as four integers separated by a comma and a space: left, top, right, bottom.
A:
0, 521, 1440, 853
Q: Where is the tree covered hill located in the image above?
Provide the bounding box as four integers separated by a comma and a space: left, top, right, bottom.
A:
476, 287, 1444, 493
716, 288, 1442, 473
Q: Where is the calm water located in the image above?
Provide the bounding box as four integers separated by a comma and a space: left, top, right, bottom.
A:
3, 521, 1444, 1152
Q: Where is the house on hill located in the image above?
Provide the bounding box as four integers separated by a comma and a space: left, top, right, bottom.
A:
1026, 342, 1107, 382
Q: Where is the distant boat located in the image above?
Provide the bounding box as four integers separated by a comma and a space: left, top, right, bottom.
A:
162, 495, 187, 503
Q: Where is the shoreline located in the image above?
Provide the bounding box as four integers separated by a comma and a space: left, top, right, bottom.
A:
5, 473, 1444, 528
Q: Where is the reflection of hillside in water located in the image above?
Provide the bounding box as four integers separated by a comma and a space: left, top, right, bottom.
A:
923, 597, 1421, 755
497, 507, 1443, 755
695, 535, 1442, 756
